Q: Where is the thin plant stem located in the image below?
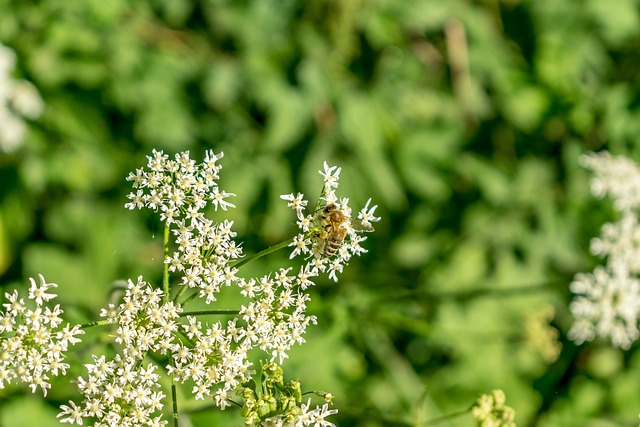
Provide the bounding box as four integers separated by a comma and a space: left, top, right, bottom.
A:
179, 290, 200, 307
171, 376, 179, 427
384, 283, 551, 303
227, 399, 243, 408
163, 223, 170, 303
423, 406, 472, 426
165, 224, 179, 427
172, 282, 188, 304
231, 238, 294, 269
79, 319, 111, 329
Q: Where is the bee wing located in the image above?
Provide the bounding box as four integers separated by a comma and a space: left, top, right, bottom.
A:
349, 218, 374, 232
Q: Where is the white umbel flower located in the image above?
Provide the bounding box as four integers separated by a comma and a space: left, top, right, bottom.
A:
0, 275, 83, 396
569, 261, 640, 349
581, 151, 640, 211
570, 151, 640, 348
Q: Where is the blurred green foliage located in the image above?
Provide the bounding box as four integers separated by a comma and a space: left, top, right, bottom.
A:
1, 0, 640, 425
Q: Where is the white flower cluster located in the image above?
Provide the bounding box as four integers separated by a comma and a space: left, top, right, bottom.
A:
580, 151, 640, 211
169, 315, 253, 407
59, 356, 166, 427
117, 151, 368, 425
281, 162, 380, 282
59, 277, 180, 426
125, 149, 235, 216
126, 150, 241, 300
0, 43, 44, 152
0, 274, 83, 396
570, 263, 640, 349
125, 151, 322, 365
238, 267, 318, 365
569, 151, 640, 349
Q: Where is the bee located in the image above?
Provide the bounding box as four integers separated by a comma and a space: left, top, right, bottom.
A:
318, 203, 374, 258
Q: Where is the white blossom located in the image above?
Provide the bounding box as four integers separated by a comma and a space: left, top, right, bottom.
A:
0, 275, 83, 396
570, 151, 640, 348
580, 151, 640, 211
281, 164, 380, 282
69, 151, 377, 423
569, 261, 640, 349
61, 277, 178, 425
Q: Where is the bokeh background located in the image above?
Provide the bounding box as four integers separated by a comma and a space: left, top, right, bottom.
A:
1, 0, 640, 426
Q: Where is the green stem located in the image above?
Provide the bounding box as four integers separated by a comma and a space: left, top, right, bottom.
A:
179, 290, 200, 307
163, 224, 170, 303
180, 309, 240, 317
171, 373, 179, 427
227, 399, 243, 408
423, 406, 472, 426
231, 238, 294, 269
79, 319, 111, 329
385, 283, 551, 303
172, 283, 188, 304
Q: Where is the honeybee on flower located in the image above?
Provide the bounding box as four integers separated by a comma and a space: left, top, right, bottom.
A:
281, 162, 380, 281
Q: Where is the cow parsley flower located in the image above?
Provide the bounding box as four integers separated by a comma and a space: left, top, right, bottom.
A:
569, 261, 640, 349
61, 277, 180, 425
569, 151, 640, 348
237, 268, 318, 365
103, 151, 378, 422
580, 151, 640, 211
280, 162, 381, 282
589, 212, 640, 274
0, 274, 83, 396
58, 355, 166, 426
125, 149, 235, 222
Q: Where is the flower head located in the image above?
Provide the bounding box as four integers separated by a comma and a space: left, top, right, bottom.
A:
239, 363, 338, 427
281, 163, 380, 282
580, 151, 640, 212
0, 275, 83, 396
569, 152, 640, 348
125, 149, 236, 223
61, 277, 178, 425
569, 262, 640, 349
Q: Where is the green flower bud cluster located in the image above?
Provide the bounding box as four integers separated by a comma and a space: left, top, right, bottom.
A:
240, 362, 303, 425
471, 389, 516, 427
